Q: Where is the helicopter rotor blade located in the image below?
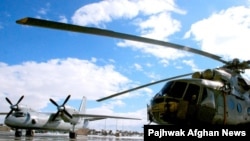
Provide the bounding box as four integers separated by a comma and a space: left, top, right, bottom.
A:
96, 72, 193, 102
16, 17, 227, 64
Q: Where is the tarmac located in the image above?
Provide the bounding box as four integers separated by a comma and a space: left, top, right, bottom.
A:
0, 131, 143, 141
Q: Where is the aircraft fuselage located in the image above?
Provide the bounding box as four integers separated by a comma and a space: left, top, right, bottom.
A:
4, 107, 83, 131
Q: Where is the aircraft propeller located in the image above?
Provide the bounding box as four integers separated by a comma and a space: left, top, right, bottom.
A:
50, 95, 73, 120
5, 95, 24, 118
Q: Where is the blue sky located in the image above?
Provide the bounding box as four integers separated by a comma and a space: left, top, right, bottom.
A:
1, 0, 250, 132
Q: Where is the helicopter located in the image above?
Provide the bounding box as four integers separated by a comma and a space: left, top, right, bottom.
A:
16, 17, 250, 126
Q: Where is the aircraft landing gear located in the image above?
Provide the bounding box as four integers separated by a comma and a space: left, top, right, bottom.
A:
15, 129, 22, 137
69, 124, 77, 139
25, 129, 34, 137
69, 131, 77, 139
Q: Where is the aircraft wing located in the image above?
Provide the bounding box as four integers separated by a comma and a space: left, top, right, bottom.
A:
0, 112, 8, 115
72, 113, 141, 121
84, 117, 106, 121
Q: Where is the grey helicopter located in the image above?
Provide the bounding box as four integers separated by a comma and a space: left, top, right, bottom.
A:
16, 17, 250, 126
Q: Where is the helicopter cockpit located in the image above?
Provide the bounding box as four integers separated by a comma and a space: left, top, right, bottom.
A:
148, 79, 220, 125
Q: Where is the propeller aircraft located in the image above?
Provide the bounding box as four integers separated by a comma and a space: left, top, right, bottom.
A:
0, 95, 141, 139
16, 17, 250, 127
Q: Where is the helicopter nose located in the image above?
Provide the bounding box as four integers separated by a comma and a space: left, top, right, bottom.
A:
147, 104, 153, 123
166, 101, 178, 112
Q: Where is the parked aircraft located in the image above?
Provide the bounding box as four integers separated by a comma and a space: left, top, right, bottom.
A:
15, 17, 250, 127
0, 95, 140, 139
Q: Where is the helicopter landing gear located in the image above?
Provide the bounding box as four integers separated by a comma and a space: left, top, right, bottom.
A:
69, 131, 77, 139
15, 129, 22, 137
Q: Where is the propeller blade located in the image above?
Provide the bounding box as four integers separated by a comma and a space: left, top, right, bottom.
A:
62, 95, 71, 106
63, 110, 73, 119
49, 95, 73, 120
52, 111, 60, 121
16, 95, 24, 105
6, 109, 13, 118
97, 73, 193, 102
5, 95, 25, 118
50, 98, 59, 107
16, 17, 227, 64
5, 97, 13, 105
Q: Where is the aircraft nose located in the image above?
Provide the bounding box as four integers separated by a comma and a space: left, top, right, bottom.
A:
166, 101, 179, 112
4, 116, 19, 126
4, 114, 29, 127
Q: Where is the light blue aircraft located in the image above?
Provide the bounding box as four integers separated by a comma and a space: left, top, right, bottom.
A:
0, 95, 140, 139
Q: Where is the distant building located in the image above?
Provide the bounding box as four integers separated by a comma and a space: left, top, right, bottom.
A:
75, 128, 89, 135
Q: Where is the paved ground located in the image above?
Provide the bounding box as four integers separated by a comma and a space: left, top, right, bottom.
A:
0, 131, 143, 141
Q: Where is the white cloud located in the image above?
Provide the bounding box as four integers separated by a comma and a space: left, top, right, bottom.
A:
38, 8, 48, 15
38, 3, 51, 15
137, 0, 185, 15
71, 0, 138, 27
71, 0, 188, 65
184, 6, 250, 61
134, 63, 143, 71
136, 12, 181, 39
71, 0, 184, 26
0, 58, 148, 129
0, 58, 133, 112
58, 15, 68, 23
182, 59, 200, 72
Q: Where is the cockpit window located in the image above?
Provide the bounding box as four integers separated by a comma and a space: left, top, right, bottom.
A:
159, 81, 174, 96
160, 81, 187, 98
183, 84, 200, 103
13, 112, 26, 117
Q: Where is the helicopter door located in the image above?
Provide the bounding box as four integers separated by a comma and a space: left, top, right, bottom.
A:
177, 84, 200, 121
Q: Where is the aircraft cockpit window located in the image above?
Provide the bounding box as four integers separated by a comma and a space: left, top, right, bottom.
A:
237, 103, 242, 113
183, 84, 200, 103
247, 107, 250, 115
201, 88, 208, 101
159, 81, 174, 96
13, 112, 26, 117
162, 81, 187, 98
152, 98, 165, 104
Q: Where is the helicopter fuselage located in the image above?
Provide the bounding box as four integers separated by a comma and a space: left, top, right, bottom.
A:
148, 68, 250, 125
